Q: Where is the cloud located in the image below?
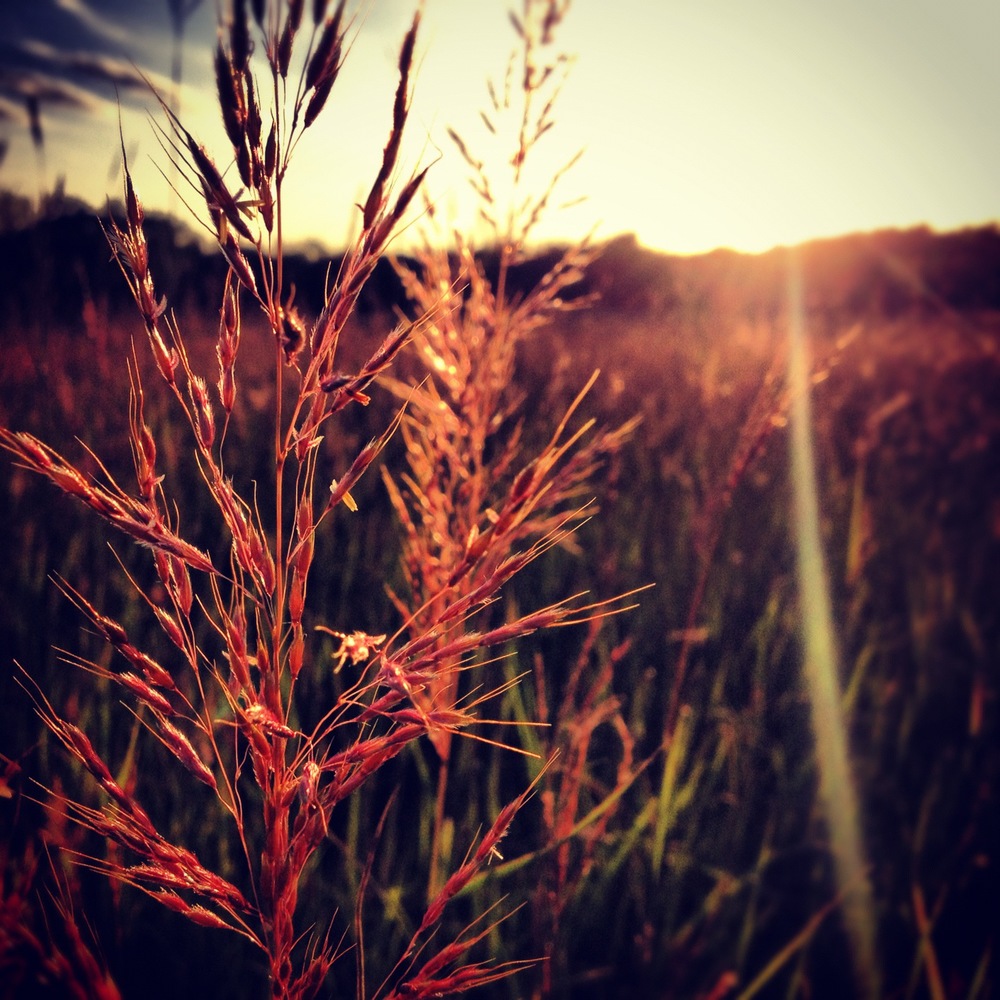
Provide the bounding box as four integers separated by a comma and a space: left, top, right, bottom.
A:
53, 0, 138, 50
0, 68, 98, 110
0, 68, 99, 150
18, 39, 153, 93
0, 95, 30, 127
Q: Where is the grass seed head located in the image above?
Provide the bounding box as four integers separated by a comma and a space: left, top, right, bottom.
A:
230, 0, 252, 73
215, 44, 245, 152
305, 7, 344, 93
158, 718, 218, 792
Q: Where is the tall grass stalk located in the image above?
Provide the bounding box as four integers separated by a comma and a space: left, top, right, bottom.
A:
385, 4, 646, 991
0, 2, 636, 995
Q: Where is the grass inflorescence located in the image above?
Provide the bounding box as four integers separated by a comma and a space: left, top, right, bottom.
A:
0, 2, 643, 996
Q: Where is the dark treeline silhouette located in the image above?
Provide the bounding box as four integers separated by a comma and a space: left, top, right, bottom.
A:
2, 189, 999, 338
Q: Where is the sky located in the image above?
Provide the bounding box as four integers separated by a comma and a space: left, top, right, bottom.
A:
0, 0, 998, 256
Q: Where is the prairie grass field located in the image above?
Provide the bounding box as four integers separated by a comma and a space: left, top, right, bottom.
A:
0, 5, 998, 999
2, 202, 998, 998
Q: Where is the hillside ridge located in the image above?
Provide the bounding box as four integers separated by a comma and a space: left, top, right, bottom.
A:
1, 189, 998, 335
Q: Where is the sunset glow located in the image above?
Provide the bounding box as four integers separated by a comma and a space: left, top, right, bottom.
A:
1, 0, 997, 255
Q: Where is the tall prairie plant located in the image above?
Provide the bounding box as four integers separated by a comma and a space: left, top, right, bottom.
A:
1, 1, 639, 997
388, 2, 646, 993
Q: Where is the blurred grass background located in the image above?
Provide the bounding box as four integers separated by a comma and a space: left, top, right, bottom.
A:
1, 199, 998, 998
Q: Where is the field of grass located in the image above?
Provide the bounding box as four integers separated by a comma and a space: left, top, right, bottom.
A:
3, 217, 997, 998
1, 2, 998, 997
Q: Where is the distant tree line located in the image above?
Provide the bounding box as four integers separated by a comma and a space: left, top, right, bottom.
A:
2, 190, 999, 338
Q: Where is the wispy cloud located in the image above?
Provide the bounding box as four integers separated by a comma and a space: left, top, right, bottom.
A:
18, 39, 152, 92
0, 94, 30, 127
53, 0, 138, 50
0, 68, 98, 111
0, 68, 97, 149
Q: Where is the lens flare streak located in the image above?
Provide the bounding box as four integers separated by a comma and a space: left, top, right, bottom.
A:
787, 249, 880, 999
